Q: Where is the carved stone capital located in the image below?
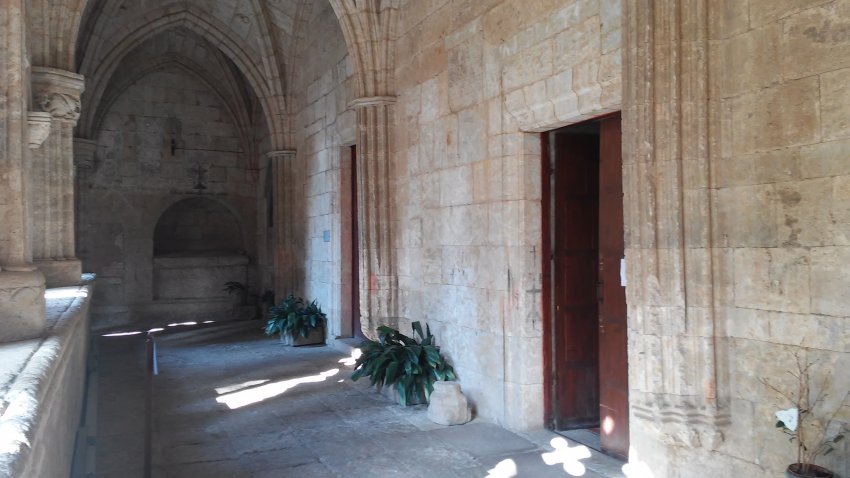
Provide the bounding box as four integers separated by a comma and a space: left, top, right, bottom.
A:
36, 92, 81, 122
348, 96, 396, 109
73, 138, 97, 170
31, 67, 85, 124
27, 112, 52, 149
266, 150, 297, 161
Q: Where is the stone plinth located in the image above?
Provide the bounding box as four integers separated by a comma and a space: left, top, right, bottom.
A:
33, 259, 82, 289
0, 271, 47, 342
0, 278, 94, 477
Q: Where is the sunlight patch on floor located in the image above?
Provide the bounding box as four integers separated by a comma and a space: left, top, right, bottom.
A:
215, 379, 270, 395
486, 459, 517, 478
215, 368, 341, 409
541, 437, 592, 476
622, 448, 654, 478
338, 348, 362, 366
101, 331, 143, 337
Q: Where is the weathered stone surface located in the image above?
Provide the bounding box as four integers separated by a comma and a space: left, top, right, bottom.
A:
27, 112, 52, 148
428, 381, 472, 426
1, 1, 848, 476
0, 280, 93, 477
0, 271, 46, 342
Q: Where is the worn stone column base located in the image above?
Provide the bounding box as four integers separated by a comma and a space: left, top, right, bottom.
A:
0, 271, 47, 341
34, 259, 82, 288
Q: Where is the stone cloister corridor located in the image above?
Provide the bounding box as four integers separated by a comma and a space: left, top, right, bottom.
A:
93, 320, 625, 477
1, 0, 849, 477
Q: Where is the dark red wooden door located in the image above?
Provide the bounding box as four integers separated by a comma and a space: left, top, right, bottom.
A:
553, 132, 600, 429
597, 114, 629, 459
351, 145, 363, 338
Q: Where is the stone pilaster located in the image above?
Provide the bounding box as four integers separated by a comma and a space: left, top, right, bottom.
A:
73, 138, 96, 260
0, 0, 47, 341
267, 150, 297, 300
623, 0, 729, 459
350, 96, 398, 334
30, 67, 85, 287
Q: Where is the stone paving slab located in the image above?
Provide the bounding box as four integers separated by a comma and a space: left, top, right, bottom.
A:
427, 422, 537, 459
92, 321, 627, 478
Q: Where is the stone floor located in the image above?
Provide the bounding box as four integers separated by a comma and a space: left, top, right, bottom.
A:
93, 320, 626, 478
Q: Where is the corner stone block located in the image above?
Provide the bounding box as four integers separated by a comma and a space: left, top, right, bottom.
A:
0, 271, 46, 342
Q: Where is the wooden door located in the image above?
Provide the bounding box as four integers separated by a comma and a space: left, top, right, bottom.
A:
351, 145, 363, 338
553, 132, 600, 429
597, 114, 629, 459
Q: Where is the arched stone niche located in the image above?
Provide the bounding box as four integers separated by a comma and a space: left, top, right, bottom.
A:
152, 197, 248, 301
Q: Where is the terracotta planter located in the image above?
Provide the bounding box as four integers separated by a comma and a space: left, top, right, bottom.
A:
786, 463, 834, 478
279, 326, 325, 346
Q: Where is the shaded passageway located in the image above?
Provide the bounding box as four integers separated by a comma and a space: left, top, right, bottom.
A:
91, 322, 625, 477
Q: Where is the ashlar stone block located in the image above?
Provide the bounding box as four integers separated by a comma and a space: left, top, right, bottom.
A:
729, 77, 820, 155
733, 248, 810, 314
821, 67, 850, 141
779, 2, 850, 79
0, 271, 46, 342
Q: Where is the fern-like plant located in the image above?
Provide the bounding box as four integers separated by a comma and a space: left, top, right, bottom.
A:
265, 294, 326, 339
351, 321, 456, 406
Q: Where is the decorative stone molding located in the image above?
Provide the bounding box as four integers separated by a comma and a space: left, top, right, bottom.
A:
36, 92, 81, 122
623, 0, 729, 453
266, 150, 297, 160
348, 96, 396, 108
31, 67, 85, 125
29, 68, 86, 287
27, 112, 52, 148
329, 0, 398, 99
73, 138, 97, 169
350, 97, 398, 331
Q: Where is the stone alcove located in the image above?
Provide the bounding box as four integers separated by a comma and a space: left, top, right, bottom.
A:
152, 197, 248, 301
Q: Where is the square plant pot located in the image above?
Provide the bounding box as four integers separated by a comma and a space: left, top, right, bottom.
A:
379, 383, 427, 406
279, 326, 325, 346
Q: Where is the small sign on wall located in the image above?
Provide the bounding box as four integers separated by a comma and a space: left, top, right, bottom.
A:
323, 230, 331, 242
620, 257, 627, 287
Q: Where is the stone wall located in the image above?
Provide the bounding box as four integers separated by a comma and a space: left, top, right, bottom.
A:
388, 0, 622, 430
289, 0, 356, 339
81, 64, 259, 329
0, 280, 94, 478
702, 2, 850, 475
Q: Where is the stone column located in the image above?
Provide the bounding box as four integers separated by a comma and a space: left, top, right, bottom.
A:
267, 150, 297, 299
30, 67, 85, 287
623, 0, 728, 463
0, 0, 47, 341
350, 96, 398, 334
73, 138, 97, 260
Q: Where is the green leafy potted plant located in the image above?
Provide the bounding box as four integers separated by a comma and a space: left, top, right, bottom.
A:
763, 352, 848, 478
265, 294, 326, 346
351, 321, 456, 406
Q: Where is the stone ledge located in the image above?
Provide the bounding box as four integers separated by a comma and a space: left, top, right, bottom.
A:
0, 277, 95, 478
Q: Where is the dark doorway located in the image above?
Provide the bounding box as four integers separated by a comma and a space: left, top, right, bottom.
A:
543, 113, 628, 460
350, 145, 363, 339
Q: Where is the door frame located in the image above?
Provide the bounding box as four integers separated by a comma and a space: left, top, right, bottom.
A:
340, 144, 362, 338
541, 111, 625, 432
